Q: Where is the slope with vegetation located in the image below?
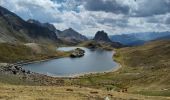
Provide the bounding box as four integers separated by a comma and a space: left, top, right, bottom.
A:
0, 43, 71, 63
71, 39, 170, 97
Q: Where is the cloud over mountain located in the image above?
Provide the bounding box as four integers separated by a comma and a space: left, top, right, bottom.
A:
0, 0, 170, 36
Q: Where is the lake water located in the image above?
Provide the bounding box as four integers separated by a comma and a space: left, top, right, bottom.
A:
23, 47, 118, 77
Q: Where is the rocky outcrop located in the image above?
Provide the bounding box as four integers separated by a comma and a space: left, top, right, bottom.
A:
93, 31, 124, 48
70, 48, 85, 58
93, 31, 112, 43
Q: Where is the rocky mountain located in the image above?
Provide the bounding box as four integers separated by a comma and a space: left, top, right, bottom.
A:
57, 28, 88, 42
110, 32, 170, 46
0, 6, 58, 43
0, 6, 89, 44
93, 31, 123, 48
27, 19, 60, 33
27, 19, 88, 43
93, 31, 112, 43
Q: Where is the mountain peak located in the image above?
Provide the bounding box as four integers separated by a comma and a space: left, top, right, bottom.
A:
59, 28, 88, 41
93, 31, 112, 43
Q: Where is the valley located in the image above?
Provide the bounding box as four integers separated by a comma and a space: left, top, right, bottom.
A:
0, 4, 170, 100
0, 40, 170, 100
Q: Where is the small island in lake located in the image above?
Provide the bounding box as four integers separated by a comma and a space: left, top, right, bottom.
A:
70, 48, 85, 58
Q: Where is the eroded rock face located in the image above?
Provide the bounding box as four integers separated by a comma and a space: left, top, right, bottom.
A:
70, 48, 85, 58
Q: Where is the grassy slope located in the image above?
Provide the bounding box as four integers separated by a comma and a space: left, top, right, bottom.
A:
0, 43, 70, 63
70, 40, 170, 97
0, 83, 169, 100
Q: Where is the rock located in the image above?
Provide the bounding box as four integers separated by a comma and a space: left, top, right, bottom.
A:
66, 89, 73, 92
0, 63, 8, 67
70, 48, 85, 58
12, 70, 18, 75
27, 70, 31, 74
14, 66, 22, 71
22, 69, 26, 73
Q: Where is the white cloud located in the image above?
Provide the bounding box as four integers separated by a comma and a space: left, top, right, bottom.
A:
0, 0, 170, 36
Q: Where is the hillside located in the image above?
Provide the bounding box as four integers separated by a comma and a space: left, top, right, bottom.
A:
0, 6, 58, 43
0, 43, 71, 63
72, 39, 170, 97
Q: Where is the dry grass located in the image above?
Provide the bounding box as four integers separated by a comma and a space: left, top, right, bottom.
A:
0, 83, 169, 100
0, 43, 71, 63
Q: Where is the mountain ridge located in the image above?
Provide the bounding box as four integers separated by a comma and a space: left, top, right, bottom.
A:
0, 6, 58, 43
0, 6, 88, 44
110, 32, 170, 46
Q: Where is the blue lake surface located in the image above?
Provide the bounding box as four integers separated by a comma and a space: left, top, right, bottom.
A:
23, 47, 118, 77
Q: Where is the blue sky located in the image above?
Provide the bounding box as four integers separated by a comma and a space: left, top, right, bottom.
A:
0, 0, 170, 36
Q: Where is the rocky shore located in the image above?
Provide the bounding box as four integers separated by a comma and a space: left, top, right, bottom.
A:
0, 64, 66, 86
1, 64, 31, 75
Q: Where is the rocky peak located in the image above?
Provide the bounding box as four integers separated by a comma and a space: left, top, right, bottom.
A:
63, 28, 77, 34
61, 28, 88, 41
93, 30, 112, 43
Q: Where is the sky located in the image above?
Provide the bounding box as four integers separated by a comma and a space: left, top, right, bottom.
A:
0, 0, 170, 36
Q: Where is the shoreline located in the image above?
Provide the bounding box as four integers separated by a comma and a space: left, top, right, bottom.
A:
13, 56, 68, 66
11, 49, 122, 79
18, 59, 122, 79
52, 62, 122, 78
